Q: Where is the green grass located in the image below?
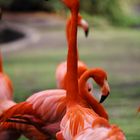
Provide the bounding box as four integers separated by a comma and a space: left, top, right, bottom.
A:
2, 28, 140, 140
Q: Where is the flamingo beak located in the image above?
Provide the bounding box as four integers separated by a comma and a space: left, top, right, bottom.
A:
85, 28, 89, 37
99, 80, 110, 103
100, 94, 109, 103
80, 19, 89, 37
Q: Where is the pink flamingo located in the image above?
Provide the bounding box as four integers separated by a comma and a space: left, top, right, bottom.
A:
0, 10, 48, 140
0, 7, 15, 114
0, 51, 16, 117
55, 0, 126, 139
74, 117, 126, 140
56, 13, 89, 89
0, 53, 15, 111
0, 53, 21, 139
0, 10, 23, 139
0, 102, 47, 140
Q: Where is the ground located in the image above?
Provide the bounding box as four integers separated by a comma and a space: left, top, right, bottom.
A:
0, 12, 140, 140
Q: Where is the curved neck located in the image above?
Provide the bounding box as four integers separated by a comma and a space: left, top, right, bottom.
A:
0, 53, 3, 72
66, 9, 79, 103
79, 69, 108, 120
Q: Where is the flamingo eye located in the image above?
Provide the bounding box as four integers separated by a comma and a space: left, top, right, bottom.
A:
88, 87, 91, 92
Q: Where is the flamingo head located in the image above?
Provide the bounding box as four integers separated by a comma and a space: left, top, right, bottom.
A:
77, 13, 89, 37
92, 68, 110, 103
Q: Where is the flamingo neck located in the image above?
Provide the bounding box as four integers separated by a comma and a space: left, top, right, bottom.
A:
79, 69, 108, 119
66, 15, 79, 59
66, 17, 71, 45
66, 10, 79, 103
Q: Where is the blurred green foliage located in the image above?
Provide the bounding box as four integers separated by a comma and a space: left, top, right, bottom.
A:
0, 0, 140, 26
80, 0, 140, 26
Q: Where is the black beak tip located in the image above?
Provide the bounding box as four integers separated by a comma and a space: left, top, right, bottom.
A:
99, 94, 108, 103
85, 28, 89, 37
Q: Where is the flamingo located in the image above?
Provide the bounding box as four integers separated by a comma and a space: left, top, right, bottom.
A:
0, 53, 15, 111
0, 10, 49, 140
0, 52, 21, 140
0, 46, 45, 140
0, 9, 23, 139
0, 10, 22, 140
56, 13, 89, 89
55, 0, 126, 139
74, 69, 126, 140
0, 103, 48, 140
0, 7, 15, 115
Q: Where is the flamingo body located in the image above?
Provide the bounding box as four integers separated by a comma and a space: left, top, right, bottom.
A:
0, 54, 19, 139
0, 54, 14, 114
0, 73, 15, 116
74, 126, 126, 140
0, 73, 13, 100
57, 0, 126, 139
59, 104, 98, 140
27, 89, 66, 122
56, 61, 87, 89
